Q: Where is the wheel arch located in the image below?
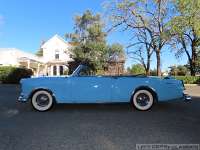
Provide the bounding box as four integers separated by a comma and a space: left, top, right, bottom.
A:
28, 88, 56, 103
131, 86, 158, 103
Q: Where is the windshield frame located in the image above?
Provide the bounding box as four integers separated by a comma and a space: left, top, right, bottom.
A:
71, 64, 147, 77
71, 65, 87, 76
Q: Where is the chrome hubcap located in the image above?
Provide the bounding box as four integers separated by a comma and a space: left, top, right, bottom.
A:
136, 93, 150, 107
36, 94, 49, 107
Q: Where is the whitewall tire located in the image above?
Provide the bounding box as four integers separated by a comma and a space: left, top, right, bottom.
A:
31, 90, 53, 111
132, 90, 154, 111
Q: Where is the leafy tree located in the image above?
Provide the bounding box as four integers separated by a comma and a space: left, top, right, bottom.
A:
169, 65, 188, 76
35, 40, 45, 57
66, 10, 124, 72
105, 0, 172, 76
107, 43, 124, 62
169, 0, 200, 76
127, 64, 145, 75
35, 48, 43, 57
108, 43, 124, 56
197, 52, 200, 74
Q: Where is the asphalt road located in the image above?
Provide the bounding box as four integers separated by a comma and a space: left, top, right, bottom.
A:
0, 84, 200, 150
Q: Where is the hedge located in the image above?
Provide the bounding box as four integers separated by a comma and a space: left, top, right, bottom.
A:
0, 66, 33, 84
174, 76, 200, 84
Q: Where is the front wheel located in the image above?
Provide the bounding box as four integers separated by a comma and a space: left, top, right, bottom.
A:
132, 90, 154, 111
31, 90, 53, 111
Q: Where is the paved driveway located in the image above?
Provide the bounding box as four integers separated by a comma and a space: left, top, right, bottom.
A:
0, 84, 200, 150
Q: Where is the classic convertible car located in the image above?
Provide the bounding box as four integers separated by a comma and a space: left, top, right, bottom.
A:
18, 65, 191, 111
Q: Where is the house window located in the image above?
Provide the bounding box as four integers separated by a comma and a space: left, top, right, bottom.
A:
55, 50, 59, 60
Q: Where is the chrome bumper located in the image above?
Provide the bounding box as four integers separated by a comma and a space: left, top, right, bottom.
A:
18, 94, 27, 102
184, 94, 192, 101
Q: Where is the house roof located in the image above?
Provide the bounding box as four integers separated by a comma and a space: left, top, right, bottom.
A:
41, 34, 71, 48
0, 48, 43, 63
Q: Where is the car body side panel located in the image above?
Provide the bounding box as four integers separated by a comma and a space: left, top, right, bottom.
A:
19, 76, 185, 103
49, 78, 72, 102
157, 79, 184, 101
24, 77, 72, 102
110, 77, 154, 102
68, 76, 111, 103
110, 77, 184, 102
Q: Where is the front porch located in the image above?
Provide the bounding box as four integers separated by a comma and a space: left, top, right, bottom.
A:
45, 61, 69, 76
18, 58, 70, 76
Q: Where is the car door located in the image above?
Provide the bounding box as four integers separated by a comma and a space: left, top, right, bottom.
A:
70, 76, 111, 103
111, 76, 135, 102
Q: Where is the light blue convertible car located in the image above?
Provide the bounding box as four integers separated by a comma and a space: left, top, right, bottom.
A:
18, 65, 191, 111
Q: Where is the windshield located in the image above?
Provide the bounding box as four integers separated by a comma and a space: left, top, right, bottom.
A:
71, 65, 94, 76
71, 64, 147, 77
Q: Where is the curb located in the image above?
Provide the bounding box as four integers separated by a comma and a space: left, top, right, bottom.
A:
185, 84, 200, 86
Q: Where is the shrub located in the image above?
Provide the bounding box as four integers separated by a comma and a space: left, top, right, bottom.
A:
0, 66, 33, 84
174, 76, 200, 84
0, 66, 14, 81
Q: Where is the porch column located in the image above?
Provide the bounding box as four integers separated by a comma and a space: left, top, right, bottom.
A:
27, 60, 30, 69
51, 65, 54, 76
56, 65, 60, 76
45, 65, 48, 76
36, 63, 40, 77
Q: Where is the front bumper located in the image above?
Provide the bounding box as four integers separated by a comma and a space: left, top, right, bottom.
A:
18, 94, 28, 102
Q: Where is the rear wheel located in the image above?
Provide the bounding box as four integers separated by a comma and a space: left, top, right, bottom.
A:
132, 90, 154, 111
31, 90, 53, 111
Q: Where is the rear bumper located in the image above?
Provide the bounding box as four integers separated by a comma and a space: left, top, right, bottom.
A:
184, 94, 192, 102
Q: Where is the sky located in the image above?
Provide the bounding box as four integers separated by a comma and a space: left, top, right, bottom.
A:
0, 0, 188, 71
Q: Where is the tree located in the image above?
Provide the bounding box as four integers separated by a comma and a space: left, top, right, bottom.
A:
150, 69, 157, 76
35, 48, 43, 57
169, 0, 200, 76
169, 65, 188, 76
66, 10, 107, 71
197, 52, 200, 74
66, 10, 124, 72
35, 40, 45, 57
105, 0, 172, 76
108, 43, 124, 56
127, 64, 145, 75
107, 43, 124, 61
127, 28, 154, 75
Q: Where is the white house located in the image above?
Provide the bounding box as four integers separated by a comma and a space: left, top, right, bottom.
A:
0, 34, 73, 76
